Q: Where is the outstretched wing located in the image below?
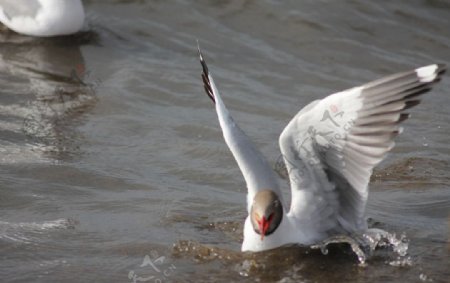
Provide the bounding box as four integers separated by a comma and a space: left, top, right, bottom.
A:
198, 46, 284, 212
280, 64, 446, 236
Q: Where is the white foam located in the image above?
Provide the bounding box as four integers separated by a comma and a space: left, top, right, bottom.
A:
0, 219, 70, 234
0, 219, 73, 243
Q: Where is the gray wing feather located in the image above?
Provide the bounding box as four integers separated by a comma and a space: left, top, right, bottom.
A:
280, 64, 446, 235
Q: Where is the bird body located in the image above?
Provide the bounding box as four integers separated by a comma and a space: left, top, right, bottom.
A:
198, 46, 446, 252
0, 0, 84, 37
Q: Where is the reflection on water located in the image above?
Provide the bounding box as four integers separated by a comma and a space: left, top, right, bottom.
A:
0, 32, 97, 163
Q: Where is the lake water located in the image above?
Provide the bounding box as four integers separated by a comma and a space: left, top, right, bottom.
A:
0, 1, 449, 282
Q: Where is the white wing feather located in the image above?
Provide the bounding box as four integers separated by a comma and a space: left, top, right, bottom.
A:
280, 64, 446, 236
198, 47, 284, 212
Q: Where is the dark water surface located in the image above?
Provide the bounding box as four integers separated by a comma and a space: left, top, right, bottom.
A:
1, 1, 449, 282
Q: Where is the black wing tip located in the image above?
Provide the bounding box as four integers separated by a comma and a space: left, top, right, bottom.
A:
434, 63, 446, 81
428, 63, 446, 82
403, 99, 421, 110
398, 113, 410, 123
197, 41, 215, 104
436, 63, 446, 74
197, 41, 209, 77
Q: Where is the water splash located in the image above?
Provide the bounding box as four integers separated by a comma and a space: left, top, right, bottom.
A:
311, 228, 409, 265
236, 259, 266, 277
363, 228, 409, 256
311, 234, 368, 265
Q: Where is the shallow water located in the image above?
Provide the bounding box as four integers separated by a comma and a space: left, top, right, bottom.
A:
1, 1, 449, 282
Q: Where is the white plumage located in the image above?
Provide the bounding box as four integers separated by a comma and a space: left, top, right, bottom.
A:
198, 46, 446, 252
0, 0, 84, 37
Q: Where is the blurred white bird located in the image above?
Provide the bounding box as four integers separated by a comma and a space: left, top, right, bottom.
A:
197, 46, 446, 252
0, 0, 85, 37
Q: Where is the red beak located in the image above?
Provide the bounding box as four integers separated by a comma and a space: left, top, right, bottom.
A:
257, 216, 271, 241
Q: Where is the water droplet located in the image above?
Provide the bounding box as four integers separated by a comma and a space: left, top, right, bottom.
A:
389, 256, 412, 267
419, 273, 432, 282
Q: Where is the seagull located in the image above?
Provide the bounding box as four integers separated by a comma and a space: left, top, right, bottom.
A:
0, 0, 85, 37
197, 46, 446, 252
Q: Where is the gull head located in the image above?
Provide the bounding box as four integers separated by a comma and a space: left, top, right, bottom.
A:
250, 190, 283, 241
